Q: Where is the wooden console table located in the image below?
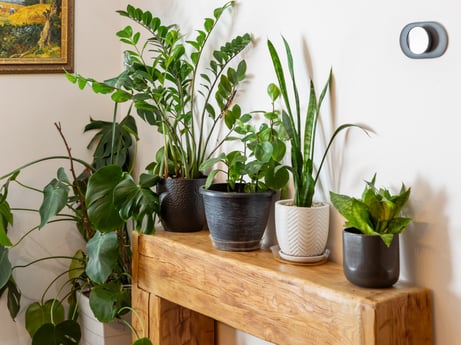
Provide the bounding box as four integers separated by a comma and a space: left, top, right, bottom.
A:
132, 230, 433, 345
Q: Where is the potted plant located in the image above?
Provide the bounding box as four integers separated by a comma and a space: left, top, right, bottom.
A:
67, 2, 252, 232
0, 113, 155, 344
199, 85, 290, 251
330, 174, 412, 288
267, 37, 367, 261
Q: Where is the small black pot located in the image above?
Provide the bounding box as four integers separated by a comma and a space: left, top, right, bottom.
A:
343, 227, 400, 288
200, 184, 275, 251
157, 177, 206, 232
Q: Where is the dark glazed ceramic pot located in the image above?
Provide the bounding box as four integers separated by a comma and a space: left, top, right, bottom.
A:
199, 183, 275, 251
343, 227, 400, 288
157, 177, 206, 232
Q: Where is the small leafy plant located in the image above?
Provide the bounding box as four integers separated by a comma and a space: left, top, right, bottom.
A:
267, 37, 367, 207
329, 174, 412, 246
200, 84, 290, 193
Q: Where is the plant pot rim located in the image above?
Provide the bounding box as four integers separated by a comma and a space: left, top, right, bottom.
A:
343, 227, 384, 237
200, 183, 275, 198
275, 199, 329, 208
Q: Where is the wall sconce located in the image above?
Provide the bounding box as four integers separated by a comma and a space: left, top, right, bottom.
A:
400, 21, 448, 59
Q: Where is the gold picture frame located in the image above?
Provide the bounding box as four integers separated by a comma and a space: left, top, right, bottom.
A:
0, 0, 74, 74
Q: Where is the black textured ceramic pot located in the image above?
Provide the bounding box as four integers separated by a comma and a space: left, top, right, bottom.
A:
157, 177, 206, 232
343, 227, 400, 288
199, 183, 275, 251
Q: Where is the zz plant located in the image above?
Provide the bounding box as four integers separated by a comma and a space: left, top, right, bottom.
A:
330, 174, 412, 246
67, 2, 251, 181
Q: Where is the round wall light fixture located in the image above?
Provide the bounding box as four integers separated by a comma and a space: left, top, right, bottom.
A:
400, 21, 448, 59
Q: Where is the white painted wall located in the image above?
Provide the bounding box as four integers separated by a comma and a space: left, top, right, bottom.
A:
1, 0, 459, 344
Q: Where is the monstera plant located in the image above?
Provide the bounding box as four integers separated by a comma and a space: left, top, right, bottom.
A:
0, 111, 156, 344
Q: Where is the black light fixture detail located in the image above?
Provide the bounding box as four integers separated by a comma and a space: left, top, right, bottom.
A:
400, 21, 448, 59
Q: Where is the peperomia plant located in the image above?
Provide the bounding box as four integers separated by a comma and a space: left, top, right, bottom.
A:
67, 2, 252, 181
200, 84, 290, 193
329, 174, 412, 247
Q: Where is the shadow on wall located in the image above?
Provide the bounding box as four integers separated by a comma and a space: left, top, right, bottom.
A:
400, 175, 456, 344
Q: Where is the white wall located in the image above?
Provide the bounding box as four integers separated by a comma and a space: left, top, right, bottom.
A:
1, 0, 459, 344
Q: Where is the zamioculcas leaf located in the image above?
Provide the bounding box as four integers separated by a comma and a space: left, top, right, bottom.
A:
85, 231, 119, 284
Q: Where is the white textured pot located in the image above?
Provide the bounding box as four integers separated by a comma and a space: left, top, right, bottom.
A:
275, 199, 329, 257
78, 293, 132, 345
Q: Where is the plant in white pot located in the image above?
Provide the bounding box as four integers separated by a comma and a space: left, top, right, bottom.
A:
67, 2, 251, 233
267, 37, 367, 262
330, 174, 412, 288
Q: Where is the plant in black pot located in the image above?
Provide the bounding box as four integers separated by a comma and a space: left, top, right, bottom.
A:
267, 37, 368, 261
199, 85, 290, 251
67, 2, 252, 233
329, 174, 412, 288
0, 115, 156, 345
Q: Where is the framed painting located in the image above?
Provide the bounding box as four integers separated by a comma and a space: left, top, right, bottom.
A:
0, 0, 73, 74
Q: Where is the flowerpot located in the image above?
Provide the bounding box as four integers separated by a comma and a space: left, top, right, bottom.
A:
78, 293, 131, 345
157, 177, 207, 232
199, 183, 275, 251
342, 227, 400, 288
274, 199, 329, 258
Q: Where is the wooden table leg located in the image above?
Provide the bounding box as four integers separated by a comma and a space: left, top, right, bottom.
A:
149, 295, 215, 345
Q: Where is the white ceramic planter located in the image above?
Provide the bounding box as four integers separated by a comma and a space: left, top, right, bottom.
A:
275, 199, 329, 257
78, 293, 132, 345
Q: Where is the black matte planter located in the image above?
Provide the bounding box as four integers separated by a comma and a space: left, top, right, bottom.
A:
157, 177, 206, 232
343, 227, 400, 288
200, 184, 275, 251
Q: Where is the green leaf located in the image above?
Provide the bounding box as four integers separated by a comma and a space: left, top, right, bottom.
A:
26, 300, 65, 338
31, 320, 80, 345
39, 178, 69, 229
68, 250, 86, 280
134, 338, 153, 345
86, 165, 125, 232
85, 231, 119, 285
0, 199, 13, 246
89, 282, 129, 323
113, 174, 159, 234
0, 246, 11, 288
6, 277, 20, 320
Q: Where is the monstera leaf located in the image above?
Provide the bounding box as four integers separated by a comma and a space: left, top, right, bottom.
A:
31, 320, 80, 345
85, 231, 118, 284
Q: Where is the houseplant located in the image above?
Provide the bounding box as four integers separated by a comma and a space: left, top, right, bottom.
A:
67, 2, 252, 232
267, 37, 367, 261
330, 174, 412, 288
0, 113, 155, 344
199, 85, 290, 251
